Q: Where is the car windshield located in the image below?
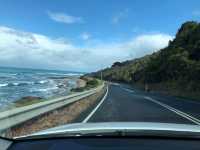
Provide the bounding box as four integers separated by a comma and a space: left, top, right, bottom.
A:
0, 0, 200, 139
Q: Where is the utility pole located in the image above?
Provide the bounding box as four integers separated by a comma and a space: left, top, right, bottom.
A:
101, 70, 103, 81
100, 65, 103, 81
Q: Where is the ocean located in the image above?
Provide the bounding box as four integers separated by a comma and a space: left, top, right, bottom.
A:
0, 67, 83, 109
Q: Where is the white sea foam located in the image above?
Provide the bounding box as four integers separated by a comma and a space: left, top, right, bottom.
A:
10, 81, 34, 86
30, 86, 59, 92
0, 83, 8, 87
38, 80, 48, 84
0, 67, 79, 109
66, 73, 83, 76
12, 83, 19, 86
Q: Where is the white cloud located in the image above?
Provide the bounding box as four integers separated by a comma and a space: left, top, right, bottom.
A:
0, 26, 173, 72
80, 32, 91, 40
47, 11, 83, 24
112, 9, 129, 24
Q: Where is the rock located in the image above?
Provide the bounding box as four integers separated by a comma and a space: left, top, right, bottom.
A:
76, 79, 86, 88
20, 96, 42, 101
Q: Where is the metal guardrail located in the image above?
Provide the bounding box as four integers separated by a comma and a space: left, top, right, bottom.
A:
0, 84, 104, 133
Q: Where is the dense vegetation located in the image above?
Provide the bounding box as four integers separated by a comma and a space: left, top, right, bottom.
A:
89, 21, 200, 99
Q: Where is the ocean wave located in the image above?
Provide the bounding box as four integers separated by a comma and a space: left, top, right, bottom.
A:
8, 83, 18, 86
7, 80, 49, 86
30, 86, 59, 92
65, 73, 83, 76
0, 73, 17, 76
0, 67, 79, 109
0, 83, 8, 87
10, 73, 17, 76
36, 80, 49, 84
37, 72, 83, 76
0, 79, 53, 88
39, 80, 48, 84
0, 81, 36, 88
6, 82, 34, 87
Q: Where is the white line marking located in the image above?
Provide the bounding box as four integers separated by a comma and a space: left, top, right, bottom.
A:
121, 87, 135, 93
82, 86, 109, 123
125, 88, 135, 93
144, 96, 200, 125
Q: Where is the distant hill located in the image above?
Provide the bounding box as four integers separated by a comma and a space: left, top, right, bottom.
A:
88, 21, 200, 99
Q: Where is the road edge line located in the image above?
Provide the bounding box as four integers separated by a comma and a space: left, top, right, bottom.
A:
124, 88, 135, 93
82, 85, 109, 123
120, 86, 135, 93
144, 96, 200, 125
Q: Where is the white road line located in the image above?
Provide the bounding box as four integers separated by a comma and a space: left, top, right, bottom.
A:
82, 86, 109, 123
121, 87, 135, 93
144, 96, 200, 125
125, 88, 135, 93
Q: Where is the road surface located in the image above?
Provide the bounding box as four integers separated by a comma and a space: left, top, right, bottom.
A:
83, 83, 200, 125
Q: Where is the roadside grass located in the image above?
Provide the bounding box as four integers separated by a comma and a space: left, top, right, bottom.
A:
0, 97, 46, 112
14, 98, 45, 107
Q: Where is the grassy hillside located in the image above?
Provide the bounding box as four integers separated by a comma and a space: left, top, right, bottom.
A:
88, 21, 200, 99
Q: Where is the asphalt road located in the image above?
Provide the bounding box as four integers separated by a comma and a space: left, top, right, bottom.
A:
84, 83, 200, 125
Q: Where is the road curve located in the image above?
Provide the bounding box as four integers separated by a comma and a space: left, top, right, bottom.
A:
85, 83, 200, 125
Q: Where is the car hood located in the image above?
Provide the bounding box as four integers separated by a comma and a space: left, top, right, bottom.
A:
16, 122, 200, 139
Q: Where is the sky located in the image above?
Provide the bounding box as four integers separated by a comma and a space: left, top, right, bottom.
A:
0, 0, 200, 72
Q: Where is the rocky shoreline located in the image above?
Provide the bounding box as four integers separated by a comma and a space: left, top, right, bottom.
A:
11, 77, 87, 108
